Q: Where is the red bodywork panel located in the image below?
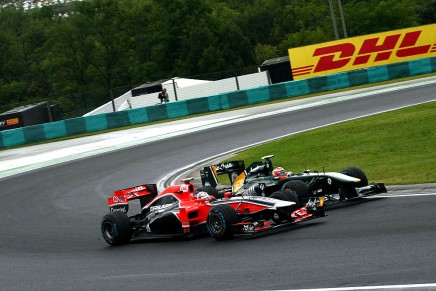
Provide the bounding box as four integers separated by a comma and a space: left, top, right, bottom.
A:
108, 184, 158, 209
153, 183, 208, 231
291, 206, 313, 221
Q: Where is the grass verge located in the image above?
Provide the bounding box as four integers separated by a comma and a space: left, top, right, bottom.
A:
221, 101, 436, 185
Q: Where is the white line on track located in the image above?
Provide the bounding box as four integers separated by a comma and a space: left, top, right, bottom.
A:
160, 98, 436, 189
273, 282, 436, 290
2, 77, 436, 180
365, 192, 436, 198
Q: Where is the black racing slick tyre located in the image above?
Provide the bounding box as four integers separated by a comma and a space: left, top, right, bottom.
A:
196, 186, 223, 199
207, 205, 239, 240
340, 167, 368, 187
270, 190, 300, 208
270, 190, 299, 223
282, 180, 310, 205
101, 212, 132, 246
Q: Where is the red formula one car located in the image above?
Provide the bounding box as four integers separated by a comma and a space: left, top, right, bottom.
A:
100, 178, 325, 246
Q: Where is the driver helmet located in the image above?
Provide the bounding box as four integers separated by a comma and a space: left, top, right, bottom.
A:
272, 167, 286, 177
195, 191, 210, 200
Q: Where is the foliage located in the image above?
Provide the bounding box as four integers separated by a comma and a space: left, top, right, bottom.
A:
0, 0, 431, 116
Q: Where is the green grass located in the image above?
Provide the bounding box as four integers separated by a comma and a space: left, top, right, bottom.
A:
222, 101, 436, 185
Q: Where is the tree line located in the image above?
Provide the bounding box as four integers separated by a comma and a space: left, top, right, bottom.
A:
0, 0, 434, 117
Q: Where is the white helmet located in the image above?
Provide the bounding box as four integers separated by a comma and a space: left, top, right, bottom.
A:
195, 191, 210, 200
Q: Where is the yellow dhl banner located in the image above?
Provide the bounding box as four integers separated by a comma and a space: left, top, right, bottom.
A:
289, 24, 436, 80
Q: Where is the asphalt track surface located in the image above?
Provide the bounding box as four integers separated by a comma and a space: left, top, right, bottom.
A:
0, 79, 435, 291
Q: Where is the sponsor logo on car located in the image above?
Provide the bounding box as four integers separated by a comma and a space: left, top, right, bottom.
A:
112, 196, 126, 203
150, 202, 178, 212
110, 206, 127, 213
215, 162, 236, 171
243, 224, 255, 232
133, 185, 146, 192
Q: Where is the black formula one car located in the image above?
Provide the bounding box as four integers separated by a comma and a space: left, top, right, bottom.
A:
200, 155, 387, 207
100, 178, 325, 245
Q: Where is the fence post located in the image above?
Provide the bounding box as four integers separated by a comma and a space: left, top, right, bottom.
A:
235, 71, 240, 90
172, 79, 178, 101
110, 88, 116, 112
266, 70, 272, 85
46, 101, 53, 122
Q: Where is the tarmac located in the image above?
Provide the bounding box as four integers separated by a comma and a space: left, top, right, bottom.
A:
1, 76, 435, 193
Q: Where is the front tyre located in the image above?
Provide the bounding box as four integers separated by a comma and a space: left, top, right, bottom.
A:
270, 190, 299, 223
207, 205, 239, 240
101, 212, 132, 246
340, 167, 368, 187
270, 190, 300, 208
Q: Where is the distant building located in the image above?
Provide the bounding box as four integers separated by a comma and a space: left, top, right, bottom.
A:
259, 56, 293, 84
0, 102, 62, 131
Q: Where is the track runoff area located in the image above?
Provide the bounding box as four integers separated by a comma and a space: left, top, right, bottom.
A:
1, 76, 433, 180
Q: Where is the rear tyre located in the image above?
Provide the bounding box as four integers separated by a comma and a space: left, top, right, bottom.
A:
101, 212, 132, 246
282, 180, 310, 205
340, 167, 368, 187
207, 205, 239, 240
196, 186, 223, 199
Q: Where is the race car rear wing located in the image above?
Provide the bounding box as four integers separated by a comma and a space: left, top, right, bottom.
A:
200, 161, 245, 188
108, 184, 158, 213
231, 160, 274, 193
200, 157, 274, 193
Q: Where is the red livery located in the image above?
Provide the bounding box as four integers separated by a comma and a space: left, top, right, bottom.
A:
101, 178, 325, 246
